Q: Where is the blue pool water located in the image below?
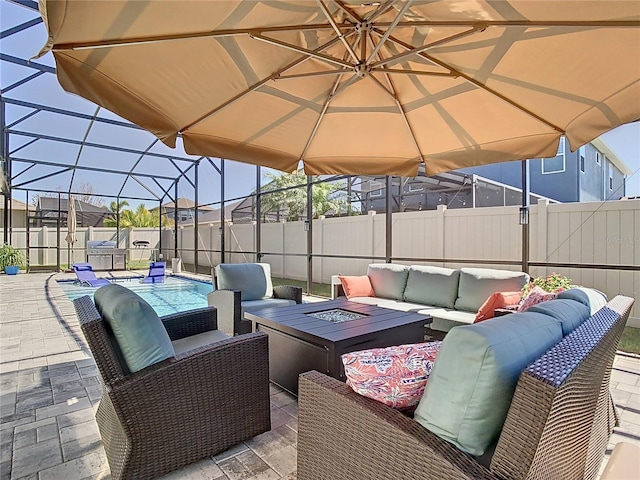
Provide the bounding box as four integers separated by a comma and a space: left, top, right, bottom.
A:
58, 276, 213, 317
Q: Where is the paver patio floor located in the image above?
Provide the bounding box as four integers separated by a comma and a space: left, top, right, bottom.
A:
1, 272, 639, 480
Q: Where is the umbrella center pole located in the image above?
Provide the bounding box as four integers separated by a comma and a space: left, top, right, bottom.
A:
354, 20, 373, 35
354, 63, 372, 78
354, 21, 373, 65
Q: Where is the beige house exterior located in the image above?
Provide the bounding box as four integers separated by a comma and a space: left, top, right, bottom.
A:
0, 198, 33, 229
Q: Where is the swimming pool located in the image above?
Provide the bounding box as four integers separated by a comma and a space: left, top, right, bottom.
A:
58, 276, 213, 317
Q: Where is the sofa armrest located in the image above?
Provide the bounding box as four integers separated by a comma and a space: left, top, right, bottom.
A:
207, 289, 244, 336
491, 295, 634, 480
298, 371, 499, 480
106, 332, 270, 452
273, 285, 303, 304
161, 306, 217, 340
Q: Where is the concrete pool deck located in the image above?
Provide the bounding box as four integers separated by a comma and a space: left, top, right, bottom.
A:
1, 271, 639, 479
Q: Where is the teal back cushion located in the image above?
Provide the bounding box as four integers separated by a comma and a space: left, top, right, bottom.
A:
216, 263, 273, 301
454, 268, 529, 312
403, 266, 460, 308
94, 284, 175, 373
367, 264, 409, 300
557, 287, 607, 315
527, 299, 590, 336
414, 311, 562, 456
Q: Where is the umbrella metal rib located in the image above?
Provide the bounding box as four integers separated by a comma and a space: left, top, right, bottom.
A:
181, 34, 345, 132
366, 0, 413, 63
366, 33, 423, 163
381, 32, 566, 134
301, 36, 359, 160
249, 32, 353, 68
317, 0, 359, 63
371, 25, 485, 69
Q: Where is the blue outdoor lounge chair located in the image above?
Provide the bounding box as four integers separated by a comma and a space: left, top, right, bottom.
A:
72, 263, 111, 287
142, 261, 166, 284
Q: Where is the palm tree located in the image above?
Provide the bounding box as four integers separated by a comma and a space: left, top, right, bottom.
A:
312, 181, 346, 218
103, 200, 130, 227
109, 200, 129, 214
259, 171, 347, 221
103, 202, 173, 227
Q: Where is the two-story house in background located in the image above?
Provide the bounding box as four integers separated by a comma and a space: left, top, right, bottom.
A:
458, 137, 630, 202
362, 137, 630, 213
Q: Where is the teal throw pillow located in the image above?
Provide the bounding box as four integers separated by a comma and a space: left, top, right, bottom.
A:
94, 284, 175, 373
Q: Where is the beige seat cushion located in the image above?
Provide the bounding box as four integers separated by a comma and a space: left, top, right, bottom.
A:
348, 296, 435, 312
242, 298, 297, 313
172, 330, 230, 355
429, 309, 477, 332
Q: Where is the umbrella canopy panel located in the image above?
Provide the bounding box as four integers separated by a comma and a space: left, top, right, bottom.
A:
38, 1, 640, 176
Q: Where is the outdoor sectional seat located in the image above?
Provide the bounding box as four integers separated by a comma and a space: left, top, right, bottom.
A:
207, 262, 302, 336
338, 264, 530, 332
297, 292, 635, 480
73, 284, 271, 480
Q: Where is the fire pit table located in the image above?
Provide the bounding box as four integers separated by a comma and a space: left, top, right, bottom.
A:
245, 298, 432, 395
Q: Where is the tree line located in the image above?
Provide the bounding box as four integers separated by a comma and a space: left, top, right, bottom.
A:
103, 201, 174, 228
29, 171, 357, 228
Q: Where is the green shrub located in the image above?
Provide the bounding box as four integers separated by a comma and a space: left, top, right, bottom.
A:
522, 272, 572, 297
0, 243, 26, 270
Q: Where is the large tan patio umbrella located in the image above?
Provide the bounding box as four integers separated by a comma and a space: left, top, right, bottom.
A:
37, 1, 640, 176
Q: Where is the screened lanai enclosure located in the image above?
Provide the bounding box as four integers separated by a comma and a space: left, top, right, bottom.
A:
1, 0, 639, 311
0, 1, 533, 284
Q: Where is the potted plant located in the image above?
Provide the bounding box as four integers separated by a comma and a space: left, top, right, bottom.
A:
522, 272, 573, 297
0, 243, 26, 275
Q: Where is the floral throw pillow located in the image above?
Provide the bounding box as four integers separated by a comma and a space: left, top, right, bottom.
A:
517, 286, 558, 312
341, 342, 442, 410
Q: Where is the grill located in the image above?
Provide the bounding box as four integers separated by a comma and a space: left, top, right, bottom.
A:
87, 241, 126, 271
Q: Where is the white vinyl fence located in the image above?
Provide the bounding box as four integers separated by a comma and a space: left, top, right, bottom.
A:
7, 199, 639, 325
11, 227, 162, 268
166, 198, 640, 326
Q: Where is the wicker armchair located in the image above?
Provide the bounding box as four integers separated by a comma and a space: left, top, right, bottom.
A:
207, 263, 302, 335
297, 295, 634, 480
73, 296, 271, 480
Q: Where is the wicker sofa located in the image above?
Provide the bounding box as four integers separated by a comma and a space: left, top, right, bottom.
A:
297, 294, 634, 480
336, 263, 529, 332
74, 288, 271, 480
